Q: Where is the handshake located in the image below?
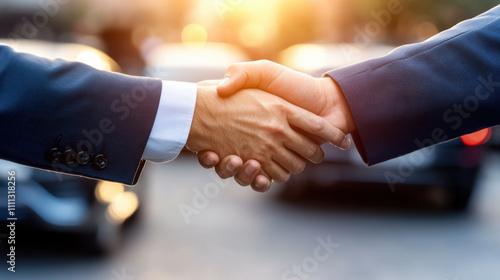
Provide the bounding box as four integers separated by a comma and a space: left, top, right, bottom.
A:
185, 60, 356, 192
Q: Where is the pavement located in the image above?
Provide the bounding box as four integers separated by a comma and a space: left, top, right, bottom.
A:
2, 152, 500, 280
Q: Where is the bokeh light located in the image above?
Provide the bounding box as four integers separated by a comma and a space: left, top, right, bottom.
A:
76, 50, 112, 71
181, 23, 208, 47
95, 181, 124, 203
106, 191, 139, 224
279, 44, 328, 72
460, 128, 492, 146
416, 21, 439, 41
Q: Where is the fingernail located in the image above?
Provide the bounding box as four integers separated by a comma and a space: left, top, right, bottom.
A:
340, 136, 351, 150
227, 161, 238, 172
203, 155, 216, 166
254, 182, 265, 190
255, 178, 269, 190
218, 77, 230, 88
244, 164, 256, 175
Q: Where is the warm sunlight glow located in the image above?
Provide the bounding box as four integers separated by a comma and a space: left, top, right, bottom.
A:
76, 50, 112, 71
417, 21, 439, 41
181, 24, 208, 47
145, 43, 249, 68
95, 181, 124, 203
279, 44, 328, 72
239, 22, 267, 48
106, 192, 139, 224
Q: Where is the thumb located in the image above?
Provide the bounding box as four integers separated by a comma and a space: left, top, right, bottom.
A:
217, 60, 283, 96
216, 72, 247, 97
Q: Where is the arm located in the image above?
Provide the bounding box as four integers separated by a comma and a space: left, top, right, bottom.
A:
326, 5, 500, 164
0, 45, 161, 185
206, 5, 500, 180
0, 45, 342, 189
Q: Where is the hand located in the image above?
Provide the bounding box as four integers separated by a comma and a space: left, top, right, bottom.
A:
188, 84, 347, 192
218, 60, 356, 134
197, 60, 356, 188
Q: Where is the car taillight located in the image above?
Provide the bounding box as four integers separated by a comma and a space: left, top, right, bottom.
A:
460, 128, 492, 146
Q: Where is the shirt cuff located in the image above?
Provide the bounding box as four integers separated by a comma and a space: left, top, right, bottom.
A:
142, 80, 197, 163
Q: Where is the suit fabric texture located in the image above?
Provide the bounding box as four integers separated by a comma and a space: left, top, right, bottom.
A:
328, 5, 500, 165
0, 45, 162, 185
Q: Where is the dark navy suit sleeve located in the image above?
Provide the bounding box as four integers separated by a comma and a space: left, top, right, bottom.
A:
0, 45, 162, 185
327, 5, 500, 165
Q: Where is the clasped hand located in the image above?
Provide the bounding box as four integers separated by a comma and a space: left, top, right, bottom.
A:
188, 61, 355, 192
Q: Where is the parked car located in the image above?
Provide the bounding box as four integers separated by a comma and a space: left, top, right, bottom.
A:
0, 40, 143, 253
277, 43, 492, 210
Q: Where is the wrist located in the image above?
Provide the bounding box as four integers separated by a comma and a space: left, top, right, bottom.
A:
320, 77, 356, 134
186, 85, 213, 152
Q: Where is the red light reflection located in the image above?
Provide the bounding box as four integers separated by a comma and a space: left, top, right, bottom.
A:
460, 128, 492, 146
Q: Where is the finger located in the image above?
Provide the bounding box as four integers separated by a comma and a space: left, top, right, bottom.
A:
286, 103, 350, 150
260, 160, 291, 184
270, 146, 307, 175
251, 174, 272, 193
217, 60, 284, 96
234, 160, 262, 187
284, 131, 325, 164
217, 60, 319, 108
214, 155, 244, 179
197, 151, 220, 169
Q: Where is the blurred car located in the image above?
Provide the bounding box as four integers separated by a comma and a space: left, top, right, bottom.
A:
143, 42, 250, 82
277, 43, 492, 210
0, 40, 143, 253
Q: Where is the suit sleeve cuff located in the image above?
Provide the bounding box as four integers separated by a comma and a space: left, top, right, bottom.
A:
142, 80, 197, 163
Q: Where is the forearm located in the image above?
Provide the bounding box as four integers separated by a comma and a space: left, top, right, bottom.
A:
0, 45, 162, 184
327, 5, 500, 165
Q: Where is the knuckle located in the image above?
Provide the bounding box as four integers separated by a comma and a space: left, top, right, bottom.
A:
262, 138, 278, 153
257, 59, 272, 66
265, 120, 286, 137
227, 63, 242, 73
273, 101, 289, 114
305, 143, 321, 159
309, 115, 325, 133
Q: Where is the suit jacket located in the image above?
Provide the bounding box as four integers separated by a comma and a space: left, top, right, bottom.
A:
327, 5, 500, 165
0, 45, 162, 185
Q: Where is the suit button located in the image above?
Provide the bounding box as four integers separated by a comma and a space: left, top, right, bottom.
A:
46, 148, 62, 163
93, 154, 109, 170
77, 151, 90, 166
63, 149, 78, 167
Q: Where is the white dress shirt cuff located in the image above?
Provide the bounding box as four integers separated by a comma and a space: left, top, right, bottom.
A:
142, 80, 197, 163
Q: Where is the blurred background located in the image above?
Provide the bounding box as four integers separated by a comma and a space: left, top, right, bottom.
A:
1, 0, 500, 279
2, 0, 499, 74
